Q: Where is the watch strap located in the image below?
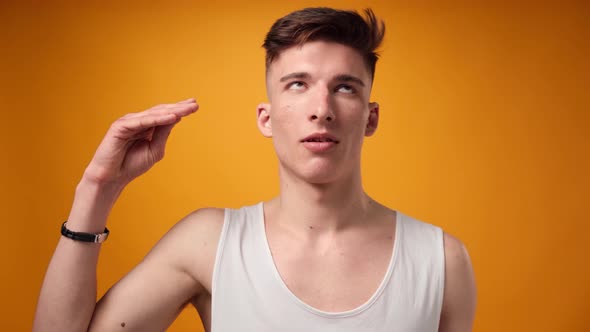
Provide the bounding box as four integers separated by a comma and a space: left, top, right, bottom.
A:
61, 221, 109, 243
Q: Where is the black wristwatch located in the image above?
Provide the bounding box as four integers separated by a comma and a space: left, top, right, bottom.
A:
61, 221, 110, 243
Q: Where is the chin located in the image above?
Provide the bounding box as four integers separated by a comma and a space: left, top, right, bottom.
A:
301, 170, 340, 185
285, 160, 345, 185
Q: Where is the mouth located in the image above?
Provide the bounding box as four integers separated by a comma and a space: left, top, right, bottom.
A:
300, 133, 339, 153
300, 133, 340, 144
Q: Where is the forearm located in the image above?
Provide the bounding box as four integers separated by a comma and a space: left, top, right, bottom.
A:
33, 177, 123, 332
33, 98, 196, 331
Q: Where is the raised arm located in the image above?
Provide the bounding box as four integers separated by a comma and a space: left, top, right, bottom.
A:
33, 99, 202, 332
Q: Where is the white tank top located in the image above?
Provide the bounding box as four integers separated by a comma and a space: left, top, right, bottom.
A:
211, 202, 445, 331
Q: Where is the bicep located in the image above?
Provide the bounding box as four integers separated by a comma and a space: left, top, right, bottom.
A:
88, 208, 223, 332
89, 256, 199, 332
439, 232, 477, 332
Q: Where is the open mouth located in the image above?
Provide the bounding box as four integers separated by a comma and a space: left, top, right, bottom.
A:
302, 137, 339, 143
301, 133, 340, 144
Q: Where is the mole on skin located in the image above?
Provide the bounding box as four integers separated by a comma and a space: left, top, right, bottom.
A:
121, 322, 126, 327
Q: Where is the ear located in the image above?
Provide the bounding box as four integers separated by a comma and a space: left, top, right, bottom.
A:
257, 103, 272, 138
365, 102, 379, 137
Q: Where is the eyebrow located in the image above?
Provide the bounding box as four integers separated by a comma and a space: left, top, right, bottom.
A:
334, 74, 366, 87
279, 72, 366, 87
279, 72, 311, 82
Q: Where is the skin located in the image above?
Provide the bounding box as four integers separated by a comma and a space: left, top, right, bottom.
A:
33, 41, 476, 332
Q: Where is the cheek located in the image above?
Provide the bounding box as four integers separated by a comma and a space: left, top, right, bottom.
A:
342, 104, 368, 128
270, 104, 298, 141
348, 114, 372, 145
275, 101, 299, 125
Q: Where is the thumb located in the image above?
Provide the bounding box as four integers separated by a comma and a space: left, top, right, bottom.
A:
150, 118, 181, 158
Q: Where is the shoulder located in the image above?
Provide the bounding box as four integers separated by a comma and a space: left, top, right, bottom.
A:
155, 207, 225, 250
442, 232, 471, 266
147, 207, 226, 293
175, 207, 226, 234
439, 232, 477, 331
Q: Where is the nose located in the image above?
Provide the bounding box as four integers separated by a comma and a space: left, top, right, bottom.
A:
308, 88, 335, 123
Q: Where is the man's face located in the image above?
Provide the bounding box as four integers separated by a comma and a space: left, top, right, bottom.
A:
257, 40, 379, 184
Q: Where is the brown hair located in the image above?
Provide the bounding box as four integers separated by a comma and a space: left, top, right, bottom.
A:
263, 7, 385, 79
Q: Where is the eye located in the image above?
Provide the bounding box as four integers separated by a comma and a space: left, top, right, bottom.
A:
336, 84, 355, 94
287, 81, 306, 90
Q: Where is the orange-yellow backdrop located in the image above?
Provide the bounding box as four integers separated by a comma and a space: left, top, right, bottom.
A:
1, 1, 588, 331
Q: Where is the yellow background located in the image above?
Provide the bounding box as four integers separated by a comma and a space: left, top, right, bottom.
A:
1, 1, 588, 331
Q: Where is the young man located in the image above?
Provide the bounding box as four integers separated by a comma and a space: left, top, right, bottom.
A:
34, 7, 476, 332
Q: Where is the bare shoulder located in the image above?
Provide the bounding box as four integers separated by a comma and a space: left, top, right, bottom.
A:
439, 232, 477, 332
159, 207, 226, 291
166, 207, 225, 240
442, 232, 471, 266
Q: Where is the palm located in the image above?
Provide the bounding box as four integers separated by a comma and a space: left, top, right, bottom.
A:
121, 134, 159, 180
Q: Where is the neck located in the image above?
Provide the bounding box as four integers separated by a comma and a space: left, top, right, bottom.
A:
270, 165, 373, 233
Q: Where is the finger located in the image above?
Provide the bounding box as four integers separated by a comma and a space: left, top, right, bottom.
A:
150, 118, 181, 159
126, 102, 198, 119
124, 126, 155, 142
177, 98, 196, 104
155, 102, 198, 117
112, 113, 179, 139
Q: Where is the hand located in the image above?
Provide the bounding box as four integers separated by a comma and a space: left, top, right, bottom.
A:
83, 98, 198, 188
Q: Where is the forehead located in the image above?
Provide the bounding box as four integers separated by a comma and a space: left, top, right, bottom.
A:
267, 41, 370, 84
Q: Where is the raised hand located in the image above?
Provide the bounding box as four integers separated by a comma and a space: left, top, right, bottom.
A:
83, 98, 198, 188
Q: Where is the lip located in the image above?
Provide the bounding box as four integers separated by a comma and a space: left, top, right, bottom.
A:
301, 132, 339, 153
300, 133, 340, 144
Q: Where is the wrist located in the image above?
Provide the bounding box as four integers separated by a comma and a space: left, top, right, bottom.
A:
78, 174, 123, 197
61, 221, 110, 243
80, 163, 129, 190
66, 177, 123, 233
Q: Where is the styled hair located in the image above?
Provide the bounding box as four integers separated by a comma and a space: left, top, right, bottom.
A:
263, 7, 385, 79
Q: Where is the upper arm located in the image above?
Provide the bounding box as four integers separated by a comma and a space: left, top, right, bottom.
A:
88, 208, 224, 332
438, 232, 477, 332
